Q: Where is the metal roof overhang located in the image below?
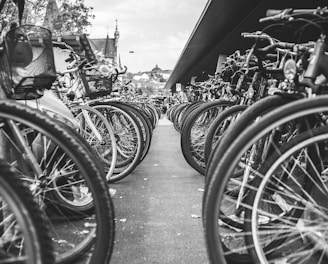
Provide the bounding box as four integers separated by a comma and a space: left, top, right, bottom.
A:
165, 0, 328, 92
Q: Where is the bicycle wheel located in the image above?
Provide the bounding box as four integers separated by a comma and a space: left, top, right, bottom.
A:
146, 103, 160, 128
109, 102, 152, 162
179, 101, 204, 131
181, 100, 234, 175
204, 104, 248, 165
92, 102, 144, 182
247, 125, 328, 264
0, 100, 115, 263
71, 104, 117, 181
173, 102, 197, 132
205, 95, 294, 184
0, 159, 54, 264
204, 95, 328, 264
203, 95, 294, 213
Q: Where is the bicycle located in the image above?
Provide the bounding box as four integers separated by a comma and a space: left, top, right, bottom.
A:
204, 6, 328, 264
53, 49, 148, 182
52, 45, 118, 181
0, 1, 116, 262
0, 159, 55, 264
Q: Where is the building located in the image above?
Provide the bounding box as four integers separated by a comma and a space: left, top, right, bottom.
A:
43, 0, 119, 66
89, 21, 120, 66
43, 0, 59, 32
128, 65, 172, 97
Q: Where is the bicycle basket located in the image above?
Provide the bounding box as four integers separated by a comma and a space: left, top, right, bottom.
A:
81, 69, 113, 99
0, 24, 57, 100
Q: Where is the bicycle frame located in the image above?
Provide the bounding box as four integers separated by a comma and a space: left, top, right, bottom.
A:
301, 33, 328, 91
54, 57, 110, 142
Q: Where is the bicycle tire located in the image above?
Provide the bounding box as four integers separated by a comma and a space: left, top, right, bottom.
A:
0, 100, 115, 264
92, 102, 144, 182
71, 104, 117, 181
204, 95, 294, 202
0, 159, 54, 264
204, 104, 248, 164
204, 95, 328, 264
173, 102, 194, 132
181, 100, 234, 175
112, 102, 153, 162
179, 101, 204, 132
247, 126, 328, 264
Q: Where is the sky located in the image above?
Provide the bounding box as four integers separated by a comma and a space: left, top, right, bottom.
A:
84, 0, 208, 73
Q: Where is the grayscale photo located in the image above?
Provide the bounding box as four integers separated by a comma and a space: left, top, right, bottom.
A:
0, 0, 327, 263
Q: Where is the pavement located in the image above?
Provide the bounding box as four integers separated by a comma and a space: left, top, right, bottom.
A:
109, 115, 209, 264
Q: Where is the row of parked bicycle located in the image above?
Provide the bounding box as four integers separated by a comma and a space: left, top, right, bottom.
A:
168, 6, 328, 264
0, 1, 161, 263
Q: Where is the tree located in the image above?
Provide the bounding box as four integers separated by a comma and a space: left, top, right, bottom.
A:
52, 0, 95, 36
0, 0, 94, 36
0, 0, 51, 31
0, 1, 19, 33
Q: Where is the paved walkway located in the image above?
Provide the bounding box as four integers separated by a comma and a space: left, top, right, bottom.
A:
110, 115, 209, 264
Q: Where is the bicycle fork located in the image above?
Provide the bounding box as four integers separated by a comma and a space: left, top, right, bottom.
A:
81, 109, 103, 141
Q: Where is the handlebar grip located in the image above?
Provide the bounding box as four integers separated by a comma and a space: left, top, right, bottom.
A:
112, 68, 119, 83
241, 32, 256, 38
120, 65, 128, 74
266, 9, 282, 17
259, 8, 293, 23
259, 16, 275, 23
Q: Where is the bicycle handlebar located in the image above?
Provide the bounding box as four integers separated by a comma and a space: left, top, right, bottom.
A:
259, 7, 328, 23
260, 42, 295, 52
259, 9, 293, 23
257, 41, 313, 55
57, 59, 93, 75
116, 65, 128, 75
110, 65, 127, 83
266, 9, 283, 17
241, 31, 276, 44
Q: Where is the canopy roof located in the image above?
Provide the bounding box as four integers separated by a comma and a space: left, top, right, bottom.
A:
165, 0, 328, 92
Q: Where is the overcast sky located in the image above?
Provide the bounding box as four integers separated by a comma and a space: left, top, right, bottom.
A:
84, 0, 208, 73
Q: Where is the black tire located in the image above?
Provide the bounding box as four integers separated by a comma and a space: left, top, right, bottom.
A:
205, 95, 294, 191
181, 100, 234, 175
0, 159, 54, 264
244, 126, 328, 264
179, 101, 204, 132
0, 100, 115, 264
70, 104, 117, 181
204, 104, 248, 164
173, 102, 194, 132
203, 95, 328, 264
114, 102, 153, 162
92, 102, 144, 182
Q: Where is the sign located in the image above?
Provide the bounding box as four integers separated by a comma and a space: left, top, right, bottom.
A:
176, 83, 181, 92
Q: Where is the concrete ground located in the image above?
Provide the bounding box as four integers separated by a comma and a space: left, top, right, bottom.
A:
109, 115, 209, 264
